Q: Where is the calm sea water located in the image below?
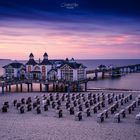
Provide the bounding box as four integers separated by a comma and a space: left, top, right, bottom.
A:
0, 59, 140, 90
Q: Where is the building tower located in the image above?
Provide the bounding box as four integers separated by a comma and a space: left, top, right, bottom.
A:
43, 52, 48, 60
29, 53, 34, 59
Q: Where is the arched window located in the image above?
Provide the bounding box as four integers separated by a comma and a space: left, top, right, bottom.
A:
28, 66, 31, 72
42, 66, 46, 73
34, 66, 40, 71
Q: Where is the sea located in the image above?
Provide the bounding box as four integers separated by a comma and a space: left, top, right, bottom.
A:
0, 59, 140, 90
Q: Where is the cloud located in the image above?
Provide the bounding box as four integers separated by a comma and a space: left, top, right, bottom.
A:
0, 1, 139, 59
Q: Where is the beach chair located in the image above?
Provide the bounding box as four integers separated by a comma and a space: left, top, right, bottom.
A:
119, 109, 126, 118
27, 104, 32, 111
135, 113, 140, 124
1, 105, 8, 113
75, 112, 82, 121
103, 109, 108, 118
114, 113, 121, 123
56, 109, 63, 118
84, 108, 91, 117
13, 99, 17, 107
97, 113, 104, 123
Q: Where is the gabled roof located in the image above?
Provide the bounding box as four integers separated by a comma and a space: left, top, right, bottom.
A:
40, 59, 52, 65
58, 61, 87, 69
26, 59, 38, 66
3, 62, 24, 69
48, 69, 57, 74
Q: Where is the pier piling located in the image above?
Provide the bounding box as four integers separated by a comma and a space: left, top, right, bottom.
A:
9, 85, 11, 92
40, 83, 42, 92
20, 84, 23, 92
27, 84, 30, 92
16, 84, 18, 92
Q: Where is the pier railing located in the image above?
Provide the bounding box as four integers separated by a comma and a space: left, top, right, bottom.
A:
86, 64, 140, 74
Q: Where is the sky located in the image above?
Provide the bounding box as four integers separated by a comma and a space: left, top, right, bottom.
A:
0, 0, 140, 60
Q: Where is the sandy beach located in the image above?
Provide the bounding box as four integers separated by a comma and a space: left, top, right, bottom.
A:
0, 91, 140, 140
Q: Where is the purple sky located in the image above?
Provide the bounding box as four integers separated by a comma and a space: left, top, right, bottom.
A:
0, 0, 140, 59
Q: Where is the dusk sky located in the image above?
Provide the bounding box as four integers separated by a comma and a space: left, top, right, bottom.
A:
0, 0, 140, 59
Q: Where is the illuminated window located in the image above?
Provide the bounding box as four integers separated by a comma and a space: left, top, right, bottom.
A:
28, 66, 31, 72
42, 66, 46, 72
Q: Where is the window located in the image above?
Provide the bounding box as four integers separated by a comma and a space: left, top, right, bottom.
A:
34, 66, 40, 71
78, 68, 84, 80
60, 65, 73, 81
6, 68, 14, 73
28, 66, 31, 72
42, 66, 46, 72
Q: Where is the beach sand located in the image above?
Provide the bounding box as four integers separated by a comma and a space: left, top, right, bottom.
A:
0, 91, 140, 140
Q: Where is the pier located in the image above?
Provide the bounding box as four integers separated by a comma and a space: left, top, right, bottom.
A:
0, 79, 88, 94
86, 64, 140, 80
0, 64, 140, 94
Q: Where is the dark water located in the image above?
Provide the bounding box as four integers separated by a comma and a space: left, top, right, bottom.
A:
0, 59, 140, 90
77, 59, 140, 90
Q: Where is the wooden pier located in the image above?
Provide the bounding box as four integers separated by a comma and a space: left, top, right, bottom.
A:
0, 79, 88, 94
86, 64, 140, 80
0, 64, 140, 94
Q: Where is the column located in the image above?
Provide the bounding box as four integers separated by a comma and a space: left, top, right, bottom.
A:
16, 84, 18, 92
2, 83, 4, 94
45, 84, 48, 92
31, 83, 33, 92
56, 84, 58, 92
95, 71, 98, 80
20, 84, 23, 92
77, 83, 80, 92
85, 82, 87, 92
9, 85, 11, 92
53, 83, 55, 92
67, 84, 70, 93
6, 85, 8, 92
40, 83, 42, 92
102, 72, 105, 79
27, 83, 30, 92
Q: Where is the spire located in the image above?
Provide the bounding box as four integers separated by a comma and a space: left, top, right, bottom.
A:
29, 53, 34, 59
65, 58, 69, 62
43, 52, 48, 59
70, 58, 75, 63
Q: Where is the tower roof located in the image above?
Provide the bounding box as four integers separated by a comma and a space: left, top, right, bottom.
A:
26, 59, 38, 66
29, 53, 34, 57
40, 59, 52, 65
43, 52, 48, 57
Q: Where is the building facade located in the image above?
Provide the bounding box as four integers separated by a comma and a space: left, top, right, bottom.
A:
3, 53, 87, 82
26, 53, 52, 80
57, 58, 86, 81
3, 61, 25, 80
